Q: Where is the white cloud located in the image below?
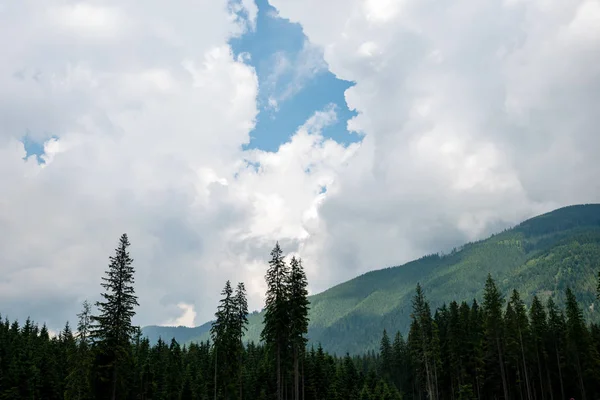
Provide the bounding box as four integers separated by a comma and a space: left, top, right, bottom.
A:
0, 0, 268, 328
52, 3, 124, 37
163, 303, 197, 328
0, 0, 354, 331
269, 0, 600, 288
2, 0, 600, 332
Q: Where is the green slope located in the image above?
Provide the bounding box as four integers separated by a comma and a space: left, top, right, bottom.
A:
141, 320, 212, 345
147, 204, 600, 354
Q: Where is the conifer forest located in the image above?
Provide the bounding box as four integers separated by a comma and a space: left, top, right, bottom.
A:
1, 233, 600, 400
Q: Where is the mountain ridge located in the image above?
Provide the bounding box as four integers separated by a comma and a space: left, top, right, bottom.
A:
142, 203, 600, 354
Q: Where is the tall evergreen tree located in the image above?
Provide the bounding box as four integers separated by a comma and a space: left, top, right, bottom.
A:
565, 287, 590, 400
410, 283, 438, 400
507, 289, 532, 400
234, 282, 249, 400
469, 299, 485, 400
90, 233, 139, 400
288, 256, 310, 400
545, 297, 566, 400
211, 280, 237, 400
529, 295, 550, 400
65, 300, 94, 400
379, 329, 392, 383
482, 274, 509, 400
261, 242, 291, 400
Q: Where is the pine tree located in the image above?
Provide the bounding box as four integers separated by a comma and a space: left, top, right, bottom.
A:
391, 331, 406, 392
379, 329, 392, 382
261, 242, 291, 400
38, 323, 61, 399
90, 233, 139, 400
288, 257, 310, 400
507, 289, 532, 400
447, 300, 464, 394
410, 283, 437, 400
211, 280, 237, 400
65, 300, 94, 400
565, 287, 589, 400
58, 322, 77, 395
234, 282, 249, 400
482, 274, 509, 400
529, 295, 550, 400
546, 297, 566, 400
469, 299, 484, 400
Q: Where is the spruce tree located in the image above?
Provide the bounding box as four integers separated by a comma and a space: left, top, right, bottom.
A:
565, 287, 589, 400
392, 331, 409, 394
447, 300, 463, 394
38, 323, 61, 399
507, 289, 532, 400
90, 233, 139, 400
211, 280, 236, 400
65, 300, 94, 400
58, 322, 76, 395
469, 299, 484, 400
546, 297, 566, 400
234, 282, 249, 400
379, 329, 392, 382
410, 283, 437, 399
261, 242, 291, 400
288, 256, 310, 400
482, 274, 509, 400
529, 295, 549, 400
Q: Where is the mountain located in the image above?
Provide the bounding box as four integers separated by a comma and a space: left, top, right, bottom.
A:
143, 204, 600, 355
141, 320, 212, 345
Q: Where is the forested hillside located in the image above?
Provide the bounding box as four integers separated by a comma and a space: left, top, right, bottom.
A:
150, 204, 600, 354
1, 233, 600, 399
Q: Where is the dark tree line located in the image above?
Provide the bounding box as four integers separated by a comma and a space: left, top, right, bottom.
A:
379, 275, 600, 400
1, 237, 599, 400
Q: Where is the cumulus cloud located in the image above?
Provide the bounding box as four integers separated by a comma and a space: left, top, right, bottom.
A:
270, 0, 600, 287
163, 303, 197, 328
2, 0, 599, 331
0, 0, 354, 329
0, 0, 266, 328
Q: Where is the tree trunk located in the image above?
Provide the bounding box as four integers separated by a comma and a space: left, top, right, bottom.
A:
534, 344, 544, 400
420, 327, 435, 400
517, 364, 524, 400
544, 354, 553, 400
214, 348, 218, 400
301, 355, 305, 400
497, 336, 510, 400
277, 342, 281, 400
433, 359, 439, 400
294, 346, 299, 400
519, 328, 532, 400
575, 353, 587, 400
111, 362, 117, 400
239, 339, 243, 400
554, 343, 564, 400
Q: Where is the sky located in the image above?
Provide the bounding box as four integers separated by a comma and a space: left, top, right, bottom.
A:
0, 0, 599, 330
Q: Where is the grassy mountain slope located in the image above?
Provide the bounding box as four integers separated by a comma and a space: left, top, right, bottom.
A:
144, 204, 600, 354
142, 320, 212, 345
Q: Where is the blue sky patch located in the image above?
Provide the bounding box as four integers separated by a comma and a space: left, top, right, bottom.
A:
21, 134, 54, 164
230, 0, 359, 152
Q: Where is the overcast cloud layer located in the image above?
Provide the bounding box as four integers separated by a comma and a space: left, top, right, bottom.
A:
1, 0, 599, 329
